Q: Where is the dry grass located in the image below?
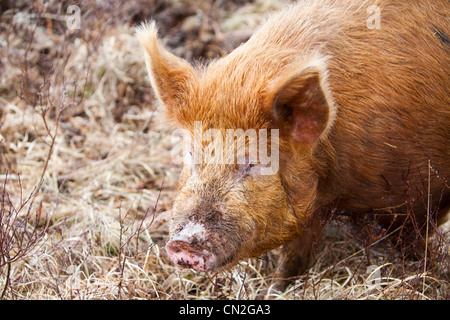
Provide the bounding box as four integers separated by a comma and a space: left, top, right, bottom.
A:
0, 0, 448, 300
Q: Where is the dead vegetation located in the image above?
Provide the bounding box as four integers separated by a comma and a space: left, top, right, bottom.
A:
0, 0, 448, 300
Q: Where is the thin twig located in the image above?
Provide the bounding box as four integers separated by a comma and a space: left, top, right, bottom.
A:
422, 159, 431, 298
0, 262, 11, 300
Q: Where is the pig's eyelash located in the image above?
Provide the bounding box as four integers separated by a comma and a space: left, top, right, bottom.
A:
235, 162, 256, 181
245, 163, 255, 172
244, 162, 262, 177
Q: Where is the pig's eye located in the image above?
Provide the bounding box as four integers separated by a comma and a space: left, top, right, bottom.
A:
245, 163, 255, 173
244, 162, 264, 177
235, 162, 256, 181
235, 156, 269, 180
244, 161, 275, 178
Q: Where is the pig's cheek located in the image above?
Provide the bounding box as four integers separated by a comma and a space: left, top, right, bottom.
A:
172, 196, 196, 217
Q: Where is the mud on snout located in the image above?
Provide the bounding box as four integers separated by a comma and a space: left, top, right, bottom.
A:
166, 219, 243, 272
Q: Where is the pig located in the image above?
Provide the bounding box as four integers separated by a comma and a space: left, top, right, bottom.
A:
137, 0, 450, 287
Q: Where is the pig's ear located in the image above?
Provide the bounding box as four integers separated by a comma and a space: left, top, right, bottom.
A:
269, 56, 336, 144
136, 21, 197, 113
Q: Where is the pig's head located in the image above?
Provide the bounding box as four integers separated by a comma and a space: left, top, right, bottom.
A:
137, 22, 336, 271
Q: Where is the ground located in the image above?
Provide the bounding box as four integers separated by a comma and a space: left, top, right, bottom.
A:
0, 0, 448, 299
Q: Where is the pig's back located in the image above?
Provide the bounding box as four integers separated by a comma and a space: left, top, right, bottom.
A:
253, 0, 450, 214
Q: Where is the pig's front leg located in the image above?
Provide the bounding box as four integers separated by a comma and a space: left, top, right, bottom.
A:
271, 235, 314, 292
271, 216, 325, 292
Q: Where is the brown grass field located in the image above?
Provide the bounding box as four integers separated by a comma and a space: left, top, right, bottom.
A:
0, 0, 448, 300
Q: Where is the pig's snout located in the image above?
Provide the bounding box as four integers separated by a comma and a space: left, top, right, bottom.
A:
166, 239, 217, 271
166, 222, 217, 271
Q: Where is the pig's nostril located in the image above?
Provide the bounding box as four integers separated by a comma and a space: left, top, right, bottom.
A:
166, 239, 217, 271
